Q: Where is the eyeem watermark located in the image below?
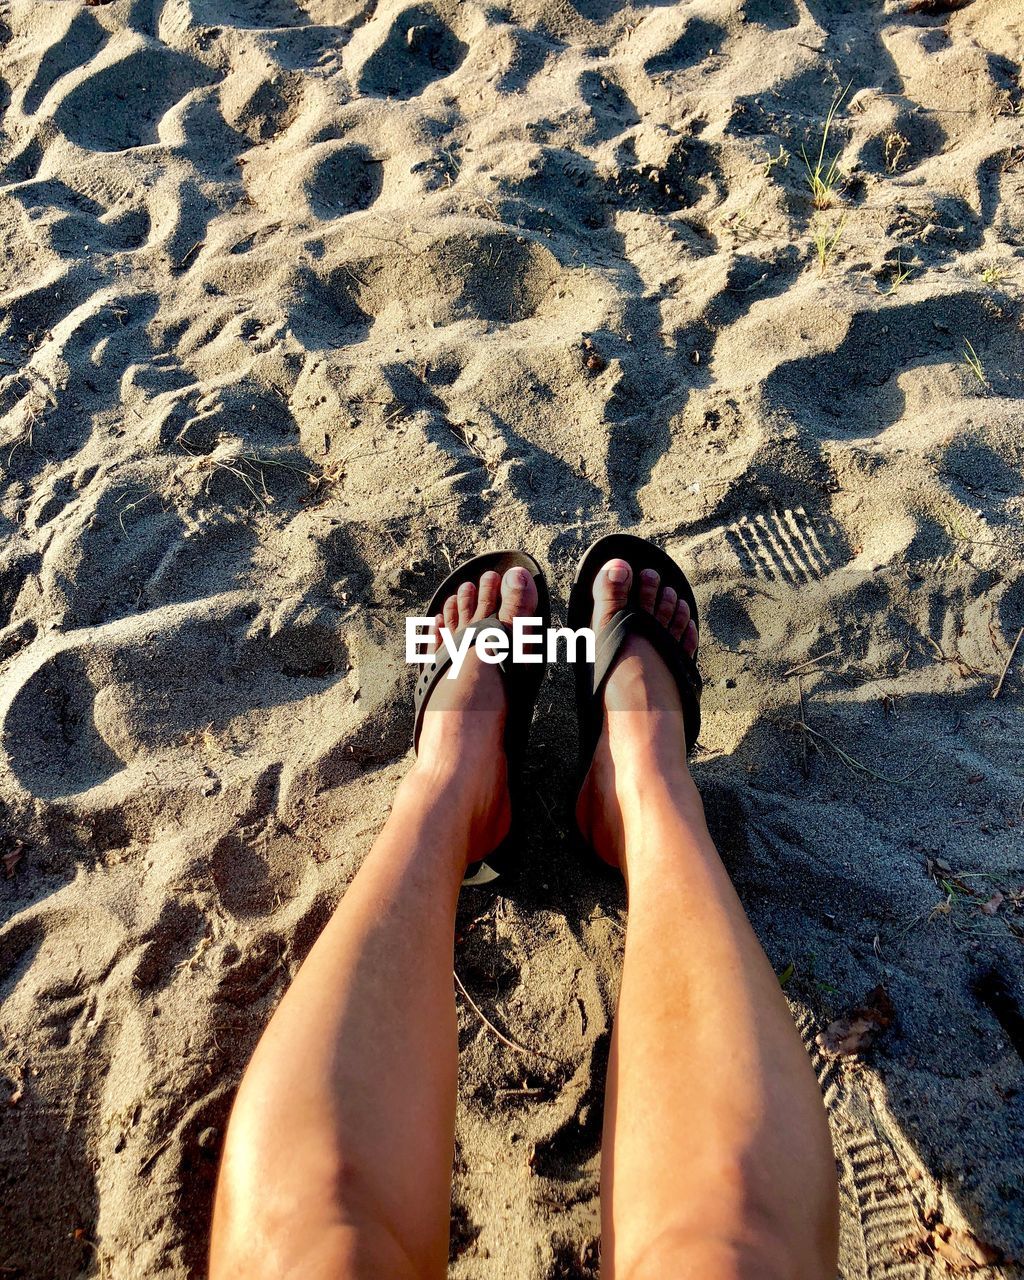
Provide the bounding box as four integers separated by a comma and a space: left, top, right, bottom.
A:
406, 618, 595, 678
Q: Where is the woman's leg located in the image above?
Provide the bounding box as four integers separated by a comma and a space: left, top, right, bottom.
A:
579, 560, 839, 1280
210, 567, 537, 1280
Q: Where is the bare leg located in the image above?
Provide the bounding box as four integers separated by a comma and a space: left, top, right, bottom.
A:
579, 560, 839, 1280
210, 567, 537, 1280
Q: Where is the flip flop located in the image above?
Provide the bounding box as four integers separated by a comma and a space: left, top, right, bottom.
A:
413, 550, 550, 886
567, 534, 702, 829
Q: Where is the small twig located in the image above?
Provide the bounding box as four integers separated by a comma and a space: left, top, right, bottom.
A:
783, 647, 841, 678
138, 1138, 171, 1175
725, 271, 770, 293
174, 240, 204, 270
791, 721, 926, 784
949, 535, 1022, 552
453, 971, 565, 1067
991, 627, 1024, 699
798, 677, 810, 779
536, 788, 565, 836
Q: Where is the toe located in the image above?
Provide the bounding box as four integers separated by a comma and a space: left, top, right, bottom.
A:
656, 585, 677, 627
669, 598, 689, 641
428, 612, 444, 655
497, 565, 539, 626
443, 594, 459, 636
457, 581, 477, 628
593, 558, 632, 629
474, 570, 501, 621
638, 568, 659, 614
683, 619, 698, 657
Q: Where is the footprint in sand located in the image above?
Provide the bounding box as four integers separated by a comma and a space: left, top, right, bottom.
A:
357, 4, 467, 99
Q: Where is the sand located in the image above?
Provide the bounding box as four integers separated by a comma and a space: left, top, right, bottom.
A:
1, 0, 1023, 1274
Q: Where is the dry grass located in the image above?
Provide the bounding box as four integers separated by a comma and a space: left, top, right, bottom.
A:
883, 130, 910, 173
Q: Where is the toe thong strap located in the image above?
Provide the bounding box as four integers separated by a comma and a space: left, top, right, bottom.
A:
413, 612, 506, 753
589, 608, 702, 753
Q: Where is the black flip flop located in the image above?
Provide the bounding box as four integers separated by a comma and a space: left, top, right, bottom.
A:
413, 550, 550, 885
568, 534, 702, 825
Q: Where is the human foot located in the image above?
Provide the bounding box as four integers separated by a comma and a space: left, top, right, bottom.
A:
575, 558, 699, 867
406, 565, 538, 864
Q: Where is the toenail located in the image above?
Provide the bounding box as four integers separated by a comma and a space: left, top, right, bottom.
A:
607, 564, 629, 584
641, 569, 657, 582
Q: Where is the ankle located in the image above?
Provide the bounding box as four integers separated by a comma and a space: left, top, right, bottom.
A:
402, 751, 499, 807
399, 753, 511, 852
414, 703, 506, 765
604, 709, 691, 781
609, 739, 705, 845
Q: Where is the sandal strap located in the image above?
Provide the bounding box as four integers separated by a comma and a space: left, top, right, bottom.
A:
585, 608, 702, 758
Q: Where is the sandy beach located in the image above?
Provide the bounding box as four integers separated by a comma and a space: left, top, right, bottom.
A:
1, 0, 1023, 1274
